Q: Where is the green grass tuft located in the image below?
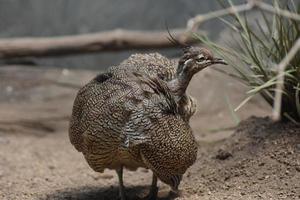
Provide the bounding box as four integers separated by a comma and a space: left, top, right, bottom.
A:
197, 0, 300, 122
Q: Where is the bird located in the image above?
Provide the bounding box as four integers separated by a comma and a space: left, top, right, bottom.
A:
69, 46, 227, 200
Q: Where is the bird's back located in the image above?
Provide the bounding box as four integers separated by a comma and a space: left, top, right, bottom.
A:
109, 53, 177, 81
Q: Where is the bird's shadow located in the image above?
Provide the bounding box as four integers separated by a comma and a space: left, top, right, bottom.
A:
42, 185, 178, 200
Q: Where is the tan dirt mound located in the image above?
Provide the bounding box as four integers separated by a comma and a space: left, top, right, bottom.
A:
182, 117, 300, 200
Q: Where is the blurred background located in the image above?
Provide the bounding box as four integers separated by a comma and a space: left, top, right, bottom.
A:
0, 0, 246, 68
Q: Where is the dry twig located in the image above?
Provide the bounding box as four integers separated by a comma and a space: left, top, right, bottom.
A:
256, 1, 300, 21
187, 1, 254, 32
272, 38, 300, 121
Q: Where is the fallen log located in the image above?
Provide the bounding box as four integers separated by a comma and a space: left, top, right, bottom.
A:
0, 29, 201, 59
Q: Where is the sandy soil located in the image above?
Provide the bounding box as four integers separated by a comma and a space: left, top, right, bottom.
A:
0, 65, 298, 200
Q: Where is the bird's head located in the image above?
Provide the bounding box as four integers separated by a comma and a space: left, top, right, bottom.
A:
177, 46, 227, 77
168, 46, 228, 99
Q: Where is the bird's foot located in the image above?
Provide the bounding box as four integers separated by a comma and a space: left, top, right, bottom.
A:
118, 193, 127, 200
118, 187, 127, 200
116, 167, 127, 200
168, 189, 181, 199
145, 186, 158, 200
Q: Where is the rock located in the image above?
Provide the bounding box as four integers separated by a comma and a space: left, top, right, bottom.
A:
0, 137, 9, 144
215, 149, 232, 160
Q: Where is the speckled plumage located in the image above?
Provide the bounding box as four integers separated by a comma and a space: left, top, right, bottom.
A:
69, 48, 227, 199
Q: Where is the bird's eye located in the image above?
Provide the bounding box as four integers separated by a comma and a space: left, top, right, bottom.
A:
195, 57, 205, 63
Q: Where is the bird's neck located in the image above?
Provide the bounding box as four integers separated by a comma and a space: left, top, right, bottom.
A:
168, 63, 195, 97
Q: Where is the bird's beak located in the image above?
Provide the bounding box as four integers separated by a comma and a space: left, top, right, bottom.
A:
211, 58, 228, 65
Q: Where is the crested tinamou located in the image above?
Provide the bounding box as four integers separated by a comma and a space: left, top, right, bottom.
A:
69, 46, 227, 200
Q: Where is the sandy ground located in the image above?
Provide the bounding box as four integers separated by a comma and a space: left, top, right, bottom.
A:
0, 65, 298, 200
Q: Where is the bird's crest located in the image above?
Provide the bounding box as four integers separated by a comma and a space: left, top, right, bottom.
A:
165, 24, 190, 52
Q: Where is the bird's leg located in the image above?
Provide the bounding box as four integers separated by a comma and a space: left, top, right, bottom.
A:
116, 166, 126, 200
147, 173, 158, 200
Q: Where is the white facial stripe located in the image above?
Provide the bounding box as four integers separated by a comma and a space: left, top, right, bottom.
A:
184, 58, 193, 66
197, 54, 204, 59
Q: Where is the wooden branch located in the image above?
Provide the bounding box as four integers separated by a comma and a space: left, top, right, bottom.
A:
272, 38, 300, 121
0, 29, 200, 59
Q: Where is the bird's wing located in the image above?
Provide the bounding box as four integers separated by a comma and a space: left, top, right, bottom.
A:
122, 72, 180, 148
70, 70, 179, 151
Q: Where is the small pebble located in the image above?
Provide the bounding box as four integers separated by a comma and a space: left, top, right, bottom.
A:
215, 149, 232, 160
285, 170, 290, 175
0, 137, 9, 144
62, 69, 70, 76
48, 165, 55, 170
258, 176, 264, 180
265, 175, 269, 179
140, 168, 149, 173
5, 86, 13, 93
99, 174, 113, 180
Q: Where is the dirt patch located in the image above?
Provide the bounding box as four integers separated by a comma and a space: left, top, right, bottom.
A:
181, 117, 300, 200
